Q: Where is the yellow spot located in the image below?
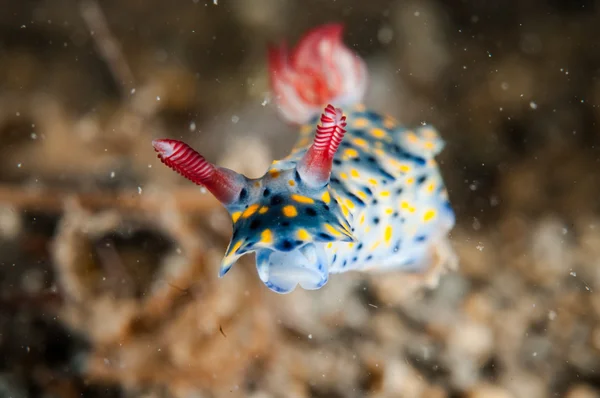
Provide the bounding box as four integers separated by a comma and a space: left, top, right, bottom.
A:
261, 229, 272, 243
401, 201, 410, 209
384, 117, 396, 128
348, 242, 354, 248
360, 214, 365, 225
230, 240, 243, 254
399, 164, 411, 172
345, 199, 355, 209
291, 194, 314, 204
296, 137, 310, 147
350, 169, 360, 178
242, 204, 259, 218
380, 191, 390, 197
327, 242, 333, 249
352, 138, 368, 147
269, 169, 280, 178
365, 226, 371, 233
407, 177, 415, 185
354, 118, 369, 128
340, 172, 348, 180
259, 206, 269, 214
427, 183, 436, 193
406, 132, 418, 142
341, 204, 349, 218
385, 208, 394, 215
370, 128, 386, 138
300, 125, 313, 135
344, 148, 359, 158
424, 141, 435, 150
283, 205, 298, 217
384, 225, 393, 245
408, 206, 416, 213
321, 191, 331, 204
324, 223, 342, 237
357, 191, 367, 200
422, 128, 438, 139
368, 178, 378, 186
288, 180, 296, 186
297, 229, 310, 240
424, 210, 436, 222
231, 211, 242, 222
374, 148, 384, 156
370, 241, 381, 251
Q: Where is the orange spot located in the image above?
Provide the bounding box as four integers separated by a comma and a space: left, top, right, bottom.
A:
261, 229, 272, 243
242, 204, 259, 218
259, 206, 269, 214
321, 191, 331, 204
269, 169, 280, 178
231, 211, 241, 222
283, 205, 298, 217
288, 180, 296, 186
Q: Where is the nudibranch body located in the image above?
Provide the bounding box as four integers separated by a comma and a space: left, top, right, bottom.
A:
152, 24, 456, 294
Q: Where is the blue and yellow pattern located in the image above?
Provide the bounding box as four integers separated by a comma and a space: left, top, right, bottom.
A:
220, 104, 455, 293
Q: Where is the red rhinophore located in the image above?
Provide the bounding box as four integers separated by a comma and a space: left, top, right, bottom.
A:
152, 139, 243, 204
297, 104, 347, 187
268, 23, 368, 125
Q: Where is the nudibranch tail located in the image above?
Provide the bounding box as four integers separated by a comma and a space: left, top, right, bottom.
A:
152, 139, 246, 205
297, 104, 347, 187
268, 23, 368, 125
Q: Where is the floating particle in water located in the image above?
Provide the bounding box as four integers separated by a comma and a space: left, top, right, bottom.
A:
138, 186, 142, 195
231, 115, 239, 124
189, 121, 196, 131
530, 101, 538, 109
110, 171, 115, 178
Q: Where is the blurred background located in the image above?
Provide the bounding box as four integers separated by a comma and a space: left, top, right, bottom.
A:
1, 0, 600, 397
